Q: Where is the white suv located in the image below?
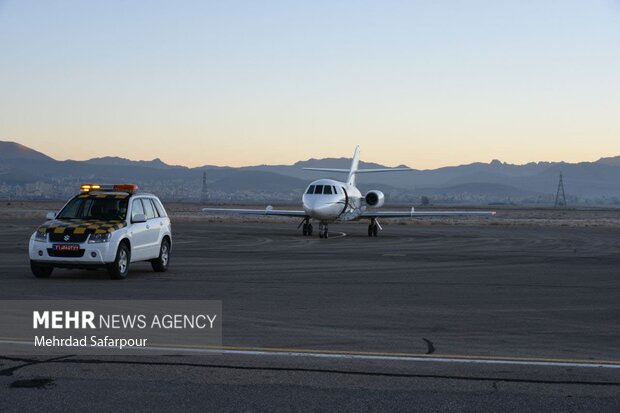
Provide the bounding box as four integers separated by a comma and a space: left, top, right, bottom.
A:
28, 184, 172, 280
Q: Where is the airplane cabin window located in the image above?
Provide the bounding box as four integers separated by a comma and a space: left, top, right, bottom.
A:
314, 185, 324, 194
333, 186, 338, 194
324, 186, 332, 194
306, 185, 315, 194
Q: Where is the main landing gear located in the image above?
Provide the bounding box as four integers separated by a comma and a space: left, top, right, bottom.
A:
301, 218, 313, 236
368, 219, 379, 237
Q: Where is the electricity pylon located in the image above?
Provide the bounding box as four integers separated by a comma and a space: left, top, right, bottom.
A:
554, 172, 567, 208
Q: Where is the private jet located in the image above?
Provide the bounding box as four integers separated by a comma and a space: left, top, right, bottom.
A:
202, 146, 495, 238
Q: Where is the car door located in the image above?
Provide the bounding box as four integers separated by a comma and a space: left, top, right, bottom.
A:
141, 198, 161, 258
129, 198, 149, 261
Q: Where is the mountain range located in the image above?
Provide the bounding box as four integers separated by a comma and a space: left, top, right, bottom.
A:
1, 140, 619, 204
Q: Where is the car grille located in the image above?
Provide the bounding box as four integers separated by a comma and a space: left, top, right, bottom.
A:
47, 249, 85, 258
49, 233, 89, 243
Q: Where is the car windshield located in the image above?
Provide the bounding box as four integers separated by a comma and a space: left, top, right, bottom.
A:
57, 195, 129, 221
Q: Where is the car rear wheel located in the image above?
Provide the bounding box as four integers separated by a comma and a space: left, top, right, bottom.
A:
30, 261, 53, 278
151, 239, 170, 272
108, 243, 130, 280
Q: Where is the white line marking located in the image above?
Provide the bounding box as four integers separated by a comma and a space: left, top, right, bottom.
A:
1, 339, 619, 369
187, 348, 620, 369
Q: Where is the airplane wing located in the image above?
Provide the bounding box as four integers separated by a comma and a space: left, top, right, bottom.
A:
202, 207, 307, 217
360, 209, 496, 218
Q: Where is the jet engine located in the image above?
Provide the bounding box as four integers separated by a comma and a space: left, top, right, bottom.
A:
364, 190, 385, 208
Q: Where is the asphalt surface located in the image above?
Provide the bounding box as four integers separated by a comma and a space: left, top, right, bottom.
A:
1, 217, 619, 411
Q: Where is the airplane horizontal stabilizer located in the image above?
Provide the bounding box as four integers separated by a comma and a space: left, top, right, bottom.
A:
354, 168, 413, 173
303, 167, 413, 173
302, 168, 350, 173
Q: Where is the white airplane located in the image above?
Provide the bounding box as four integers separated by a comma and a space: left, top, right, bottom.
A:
203, 146, 495, 238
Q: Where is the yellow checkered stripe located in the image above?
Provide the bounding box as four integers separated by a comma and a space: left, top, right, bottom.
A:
38, 220, 127, 235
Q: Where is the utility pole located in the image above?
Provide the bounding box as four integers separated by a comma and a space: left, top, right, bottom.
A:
201, 171, 208, 202
554, 172, 567, 208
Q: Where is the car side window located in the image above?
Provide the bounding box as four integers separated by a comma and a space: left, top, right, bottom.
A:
131, 199, 145, 220
153, 198, 167, 217
141, 199, 157, 220
149, 199, 161, 217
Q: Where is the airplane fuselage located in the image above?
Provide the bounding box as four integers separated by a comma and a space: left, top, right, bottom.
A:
302, 178, 364, 222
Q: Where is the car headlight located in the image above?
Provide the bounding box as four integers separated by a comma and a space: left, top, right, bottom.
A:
88, 233, 111, 243
34, 231, 48, 242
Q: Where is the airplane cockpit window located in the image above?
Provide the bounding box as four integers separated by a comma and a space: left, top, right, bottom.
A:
308, 185, 338, 195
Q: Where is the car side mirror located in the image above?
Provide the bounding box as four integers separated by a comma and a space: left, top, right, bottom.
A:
46, 212, 56, 220
132, 213, 147, 223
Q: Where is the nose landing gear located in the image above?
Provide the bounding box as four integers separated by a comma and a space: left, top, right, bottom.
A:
318, 222, 329, 239
299, 218, 329, 238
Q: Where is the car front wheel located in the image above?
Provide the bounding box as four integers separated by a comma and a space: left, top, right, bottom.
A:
31, 261, 53, 278
108, 243, 130, 280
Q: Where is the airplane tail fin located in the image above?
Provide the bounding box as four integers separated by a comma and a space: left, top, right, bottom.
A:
347, 146, 361, 186
302, 146, 412, 186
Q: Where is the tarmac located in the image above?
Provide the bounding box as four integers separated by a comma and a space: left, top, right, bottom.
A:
0, 216, 619, 411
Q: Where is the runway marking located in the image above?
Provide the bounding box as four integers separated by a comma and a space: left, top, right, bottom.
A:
327, 232, 347, 239
1, 339, 619, 369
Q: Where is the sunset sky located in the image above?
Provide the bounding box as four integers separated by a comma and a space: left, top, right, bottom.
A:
1, 1, 619, 168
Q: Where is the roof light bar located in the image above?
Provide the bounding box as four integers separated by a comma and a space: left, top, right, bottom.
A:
80, 183, 139, 194
80, 183, 103, 192
113, 184, 139, 193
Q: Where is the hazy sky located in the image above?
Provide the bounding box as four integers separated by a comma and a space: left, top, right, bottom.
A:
1, 1, 619, 168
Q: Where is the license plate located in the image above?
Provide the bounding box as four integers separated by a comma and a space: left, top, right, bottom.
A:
52, 244, 80, 252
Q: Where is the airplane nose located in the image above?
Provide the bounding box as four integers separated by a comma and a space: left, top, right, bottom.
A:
303, 198, 318, 215
305, 198, 318, 209
303, 197, 337, 219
